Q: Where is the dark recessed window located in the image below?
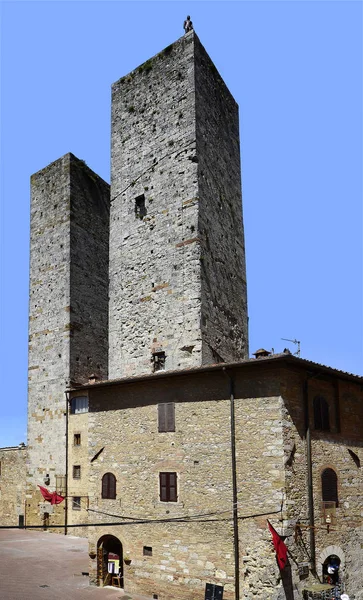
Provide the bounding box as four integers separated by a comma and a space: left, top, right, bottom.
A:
72, 497, 81, 510
143, 546, 153, 556
74, 433, 81, 446
135, 194, 147, 219
313, 396, 330, 431
102, 472, 117, 499
73, 465, 81, 479
322, 468, 338, 506
70, 396, 88, 414
159, 472, 177, 502
158, 403, 175, 432
153, 351, 165, 372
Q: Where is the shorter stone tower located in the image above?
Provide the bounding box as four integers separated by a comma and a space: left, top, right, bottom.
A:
26, 153, 109, 525
109, 31, 248, 379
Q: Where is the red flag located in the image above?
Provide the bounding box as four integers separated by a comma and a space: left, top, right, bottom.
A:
38, 485, 53, 502
50, 491, 65, 505
268, 520, 288, 570
38, 485, 64, 505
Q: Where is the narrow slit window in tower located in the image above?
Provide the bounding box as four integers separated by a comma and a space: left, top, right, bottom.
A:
135, 194, 147, 219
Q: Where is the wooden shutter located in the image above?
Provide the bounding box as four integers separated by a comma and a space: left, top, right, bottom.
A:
313, 396, 330, 431
159, 472, 177, 502
322, 468, 338, 505
102, 473, 116, 499
169, 472, 177, 502
160, 472, 168, 501
166, 403, 175, 432
158, 403, 175, 432
321, 399, 330, 431
313, 397, 322, 429
108, 473, 116, 499
158, 404, 166, 432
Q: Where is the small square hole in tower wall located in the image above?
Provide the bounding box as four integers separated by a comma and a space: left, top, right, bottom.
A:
135, 194, 147, 219
153, 351, 165, 372
143, 546, 153, 556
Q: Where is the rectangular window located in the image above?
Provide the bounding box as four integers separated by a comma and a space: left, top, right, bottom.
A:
159, 472, 177, 502
158, 403, 175, 432
55, 475, 66, 495
143, 546, 153, 556
70, 396, 88, 414
153, 351, 165, 372
72, 497, 81, 510
74, 433, 81, 446
73, 465, 81, 479
135, 194, 147, 219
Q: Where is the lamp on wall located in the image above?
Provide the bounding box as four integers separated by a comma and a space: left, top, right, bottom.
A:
325, 513, 332, 533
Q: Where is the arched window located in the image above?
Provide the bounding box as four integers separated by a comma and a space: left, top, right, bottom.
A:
321, 468, 338, 506
313, 396, 330, 431
102, 473, 116, 499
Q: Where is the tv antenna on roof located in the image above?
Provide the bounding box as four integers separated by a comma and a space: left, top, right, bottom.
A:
281, 338, 301, 357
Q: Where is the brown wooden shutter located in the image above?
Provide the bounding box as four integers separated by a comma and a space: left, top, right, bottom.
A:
166, 403, 175, 432
102, 473, 116, 499
322, 468, 338, 505
158, 404, 166, 432
109, 473, 116, 499
158, 403, 175, 432
169, 472, 177, 501
160, 472, 167, 501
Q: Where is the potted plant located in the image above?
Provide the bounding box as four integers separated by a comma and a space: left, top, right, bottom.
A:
124, 555, 131, 565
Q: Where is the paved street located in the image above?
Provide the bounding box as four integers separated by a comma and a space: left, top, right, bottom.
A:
0, 529, 151, 600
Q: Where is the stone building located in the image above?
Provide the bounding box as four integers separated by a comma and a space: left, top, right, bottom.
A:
0, 444, 26, 527
0, 28, 362, 600
67, 353, 363, 600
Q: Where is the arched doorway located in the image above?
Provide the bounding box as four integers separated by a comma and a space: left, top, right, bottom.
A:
97, 535, 123, 588
323, 554, 341, 586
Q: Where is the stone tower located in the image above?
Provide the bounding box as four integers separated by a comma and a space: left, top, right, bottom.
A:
27, 154, 109, 520
109, 31, 248, 379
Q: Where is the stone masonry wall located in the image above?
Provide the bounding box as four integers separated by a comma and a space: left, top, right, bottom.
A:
109, 31, 248, 378
194, 35, 248, 364
86, 384, 235, 599
280, 369, 363, 599
27, 154, 109, 528
0, 446, 26, 526
79, 366, 299, 600
67, 394, 90, 538
109, 32, 199, 378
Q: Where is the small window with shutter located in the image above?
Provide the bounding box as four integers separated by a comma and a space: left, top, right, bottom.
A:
73, 465, 81, 479
321, 468, 338, 506
159, 472, 177, 502
158, 403, 175, 432
102, 472, 117, 499
313, 396, 330, 431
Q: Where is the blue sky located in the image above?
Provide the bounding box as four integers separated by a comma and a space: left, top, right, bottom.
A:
0, 1, 362, 447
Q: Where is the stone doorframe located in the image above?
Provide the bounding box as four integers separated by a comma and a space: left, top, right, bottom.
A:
317, 545, 345, 578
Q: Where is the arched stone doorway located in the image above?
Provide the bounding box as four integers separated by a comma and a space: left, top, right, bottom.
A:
323, 555, 341, 585
97, 535, 123, 588
317, 545, 345, 581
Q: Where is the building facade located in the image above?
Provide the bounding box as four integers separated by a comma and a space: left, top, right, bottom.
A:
67, 355, 363, 600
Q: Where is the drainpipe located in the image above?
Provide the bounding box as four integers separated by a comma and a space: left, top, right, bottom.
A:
303, 378, 316, 573
65, 391, 70, 536
223, 368, 240, 600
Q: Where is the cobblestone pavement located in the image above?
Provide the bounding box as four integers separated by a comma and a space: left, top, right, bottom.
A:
0, 529, 152, 600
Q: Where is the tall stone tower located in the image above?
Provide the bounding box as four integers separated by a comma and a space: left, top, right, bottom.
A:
27, 153, 109, 522
109, 31, 248, 378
